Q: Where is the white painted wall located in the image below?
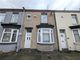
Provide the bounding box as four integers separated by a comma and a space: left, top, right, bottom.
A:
55, 12, 80, 51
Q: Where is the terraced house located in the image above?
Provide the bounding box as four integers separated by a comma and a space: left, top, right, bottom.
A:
55, 11, 80, 51
0, 8, 80, 52
21, 10, 58, 51
0, 9, 24, 52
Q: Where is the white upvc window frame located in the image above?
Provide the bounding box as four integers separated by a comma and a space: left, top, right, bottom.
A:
37, 28, 54, 44
71, 14, 78, 25
0, 13, 5, 22
11, 13, 19, 23
0, 28, 19, 43
72, 29, 80, 43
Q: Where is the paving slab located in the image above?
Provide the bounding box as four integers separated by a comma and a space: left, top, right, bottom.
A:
0, 52, 80, 60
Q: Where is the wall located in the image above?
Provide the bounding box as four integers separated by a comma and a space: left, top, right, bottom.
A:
55, 12, 80, 51
0, 11, 23, 52
22, 11, 58, 51
0, 43, 17, 52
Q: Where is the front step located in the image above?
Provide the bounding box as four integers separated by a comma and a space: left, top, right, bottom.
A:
18, 49, 59, 55
60, 49, 69, 53
18, 49, 41, 54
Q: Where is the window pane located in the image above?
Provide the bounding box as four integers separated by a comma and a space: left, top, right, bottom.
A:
11, 30, 17, 42
38, 32, 41, 42
2, 33, 11, 42
0, 13, 5, 22
73, 30, 80, 42
11, 14, 18, 23
26, 32, 32, 41
51, 33, 53, 42
43, 29, 49, 32
74, 35, 80, 42
71, 15, 78, 25
41, 14, 47, 23
43, 33, 50, 42
37, 28, 54, 43
5, 28, 11, 32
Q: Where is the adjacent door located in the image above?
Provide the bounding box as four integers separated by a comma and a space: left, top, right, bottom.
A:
60, 30, 67, 49
24, 32, 31, 48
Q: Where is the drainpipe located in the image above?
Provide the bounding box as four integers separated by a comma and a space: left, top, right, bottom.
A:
21, 7, 26, 50
54, 11, 59, 51
16, 7, 26, 52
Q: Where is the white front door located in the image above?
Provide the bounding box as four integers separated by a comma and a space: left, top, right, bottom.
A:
24, 32, 31, 48
60, 30, 67, 49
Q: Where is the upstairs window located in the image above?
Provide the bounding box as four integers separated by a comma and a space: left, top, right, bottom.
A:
41, 13, 48, 23
73, 29, 80, 42
37, 28, 54, 44
0, 13, 5, 22
11, 13, 19, 23
71, 14, 78, 25
1, 28, 19, 43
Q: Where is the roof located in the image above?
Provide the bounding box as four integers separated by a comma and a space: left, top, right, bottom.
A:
0, 8, 80, 12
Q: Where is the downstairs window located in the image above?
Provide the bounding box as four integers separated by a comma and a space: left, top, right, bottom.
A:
73, 29, 80, 42
37, 28, 54, 44
1, 28, 19, 43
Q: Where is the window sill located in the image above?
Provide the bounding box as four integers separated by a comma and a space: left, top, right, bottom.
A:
73, 42, 80, 45
0, 42, 17, 44
37, 42, 55, 45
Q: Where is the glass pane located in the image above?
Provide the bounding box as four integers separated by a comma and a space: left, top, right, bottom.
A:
43, 33, 50, 42
5, 28, 11, 32
41, 14, 47, 23
38, 32, 41, 42
60, 30, 65, 33
0, 13, 5, 22
11, 30, 17, 42
73, 30, 80, 42
72, 15, 76, 19
2, 33, 11, 42
11, 14, 18, 23
0, 16, 4, 22
51, 33, 53, 42
74, 34, 80, 42
73, 30, 78, 34
71, 15, 77, 24
29, 37, 30, 40
43, 29, 49, 32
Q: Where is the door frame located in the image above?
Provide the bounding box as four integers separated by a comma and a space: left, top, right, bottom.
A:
24, 32, 31, 48
59, 29, 68, 50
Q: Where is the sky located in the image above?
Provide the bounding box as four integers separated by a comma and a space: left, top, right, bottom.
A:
0, 0, 80, 10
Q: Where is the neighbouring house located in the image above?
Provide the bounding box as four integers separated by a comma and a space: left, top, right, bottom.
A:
55, 10, 80, 51
21, 10, 58, 51
0, 9, 24, 52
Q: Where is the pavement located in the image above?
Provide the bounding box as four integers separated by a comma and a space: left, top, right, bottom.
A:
0, 50, 80, 60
